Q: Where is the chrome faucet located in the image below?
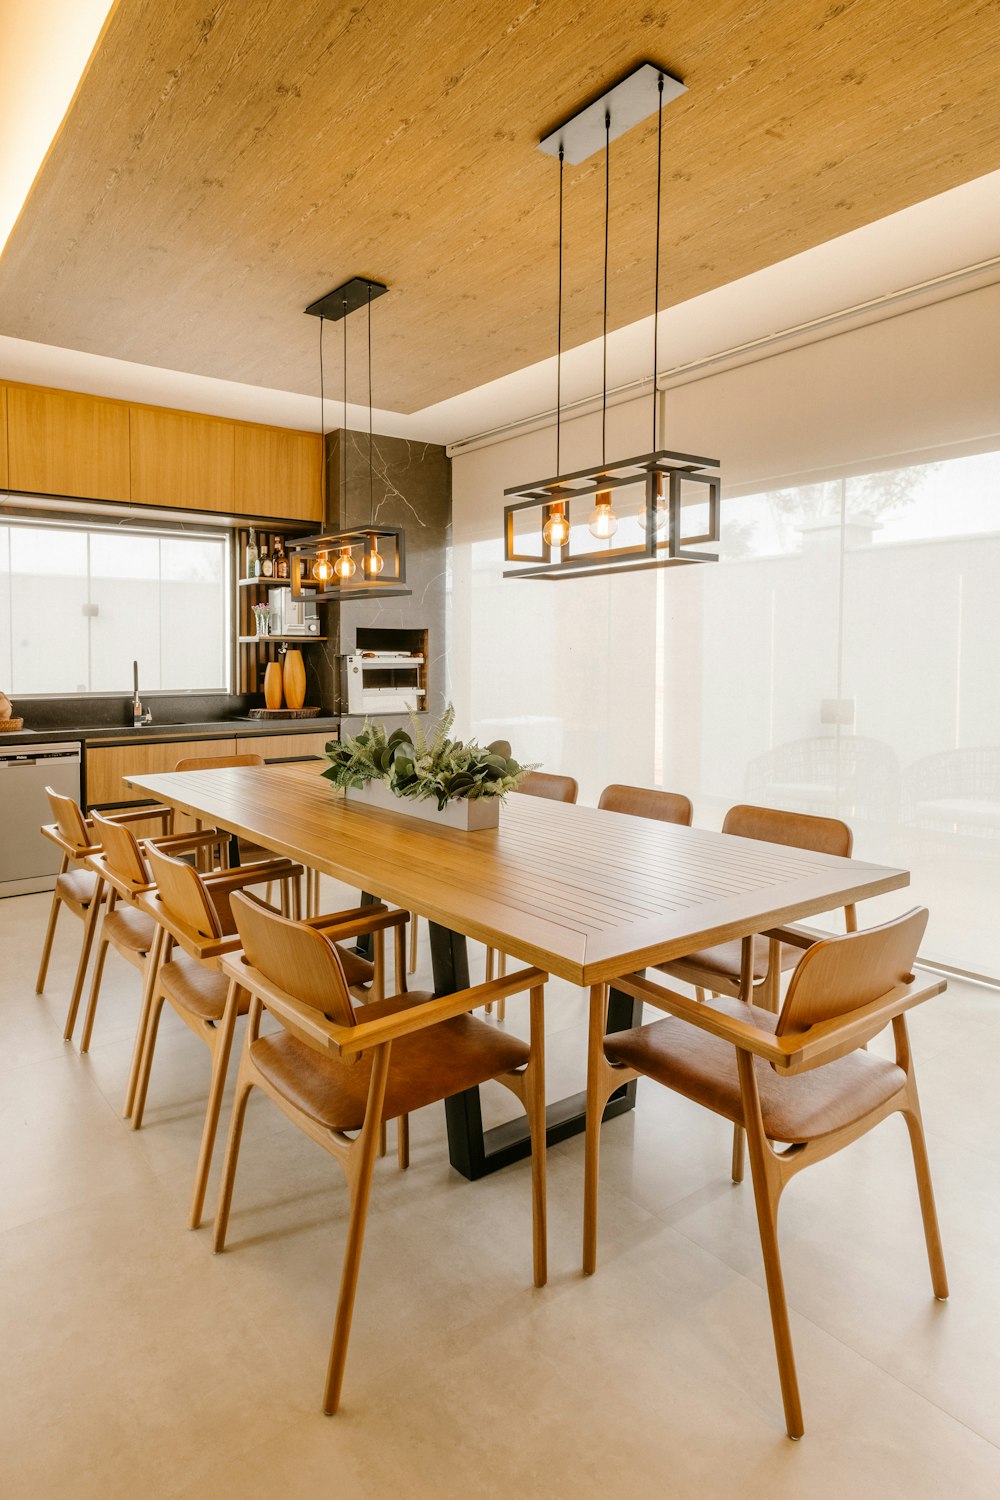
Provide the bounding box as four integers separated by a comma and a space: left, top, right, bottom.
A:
132, 660, 152, 727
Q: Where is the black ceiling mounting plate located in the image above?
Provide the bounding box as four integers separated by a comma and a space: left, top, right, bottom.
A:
304, 277, 389, 321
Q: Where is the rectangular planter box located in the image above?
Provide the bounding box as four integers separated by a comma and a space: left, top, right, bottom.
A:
345, 778, 500, 830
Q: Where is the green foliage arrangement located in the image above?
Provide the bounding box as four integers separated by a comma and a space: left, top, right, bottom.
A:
322, 705, 532, 811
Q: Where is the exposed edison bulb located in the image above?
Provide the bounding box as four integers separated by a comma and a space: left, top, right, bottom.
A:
589, 490, 618, 540
364, 544, 384, 577
312, 549, 333, 582
638, 473, 669, 535
334, 546, 357, 580
542, 502, 570, 548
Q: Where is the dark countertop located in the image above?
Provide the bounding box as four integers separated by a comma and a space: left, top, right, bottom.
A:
0, 717, 340, 749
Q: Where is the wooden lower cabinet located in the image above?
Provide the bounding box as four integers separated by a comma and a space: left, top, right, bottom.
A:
235, 731, 334, 761
86, 738, 239, 806
86, 730, 336, 807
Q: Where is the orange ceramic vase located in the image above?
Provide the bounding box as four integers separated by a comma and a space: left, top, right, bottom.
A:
282, 648, 306, 710
263, 661, 283, 710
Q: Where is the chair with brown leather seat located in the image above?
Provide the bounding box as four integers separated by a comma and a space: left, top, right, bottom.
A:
485, 767, 579, 1018
128, 841, 305, 1228
212, 891, 549, 1414
659, 803, 857, 1180
584, 907, 948, 1439
79, 810, 228, 1116
36, 788, 174, 1043
598, 783, 693, 826
515, 769, 579, 803
174, 751, 325, 915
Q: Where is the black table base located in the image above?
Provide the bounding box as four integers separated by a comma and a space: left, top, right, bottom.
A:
430, 920, 641, 1181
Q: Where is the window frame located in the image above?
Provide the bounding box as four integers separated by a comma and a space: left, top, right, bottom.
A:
0, 512, 234, 698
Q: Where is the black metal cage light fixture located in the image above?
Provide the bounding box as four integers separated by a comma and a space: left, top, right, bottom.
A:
504, 62, 721, 581
291, 275, 410, 601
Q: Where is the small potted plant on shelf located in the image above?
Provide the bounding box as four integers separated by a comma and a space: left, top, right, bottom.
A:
322, 705, 530, 830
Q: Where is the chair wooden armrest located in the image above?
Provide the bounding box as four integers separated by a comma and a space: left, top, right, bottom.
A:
87, 850, 155, 901
145, 830, 226, 857
308, 906, 409, 940
612, 970, 946, 1075
103, 805, 173, 828
202, 859, 302, 890
41, 822, 101, 858
220, 955, 547, 1059
760, 922, 832, 949
135, 889, 243, 961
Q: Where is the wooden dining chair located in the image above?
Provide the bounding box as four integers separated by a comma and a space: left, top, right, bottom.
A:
485, 768, 579, 1018
659, 804, 857, 1180
78, 810, 227, 1116
212, 890, 549, 1414
598, 783, 693, 826
584, 906, 948, 1440
36, 788, 173, 1042
128, 841, 304, 1228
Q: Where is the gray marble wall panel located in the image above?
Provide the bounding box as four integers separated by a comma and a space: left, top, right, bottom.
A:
308, 428, 451, 729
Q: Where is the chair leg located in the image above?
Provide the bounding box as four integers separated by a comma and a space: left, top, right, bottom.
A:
901, 1094, 949, 1300
123, 928, 164, 1120
35, 860, 67, 992
396, 1113, 410, 1171
63, 884, 104, 1043
323, 1044, 391, 1416
583, 984, 620, 1276
189, 981, 242, 1230
130, 991, 167, 1131
78, 932, 111, 1054
496, 951, 507, 1022
524, 983, 548, 1288
212, 1071, 255, 1253
731, 1126, 746, 1183
378, 1120, 387, 1158
485, 946, 494, 1010
408, 912, 419, 974
737, 1049, 804, 1440
291, 873, 302, 921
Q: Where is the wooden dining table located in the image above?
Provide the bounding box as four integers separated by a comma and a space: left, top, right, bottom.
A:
125, 759, 909, 1180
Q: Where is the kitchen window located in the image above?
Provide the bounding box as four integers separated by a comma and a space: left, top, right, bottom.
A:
0, 518, 231, 695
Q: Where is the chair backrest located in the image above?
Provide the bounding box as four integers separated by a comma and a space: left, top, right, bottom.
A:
722, 803, 852, 859
174, 753, 264, 771
515, 771, 579, 804
598, 784, 693, 826
777, 906, 928, 1039
231, 891, 355, 1028
45, 787, 92, 853
91, 808, 150, 887
145, 842, 224, 941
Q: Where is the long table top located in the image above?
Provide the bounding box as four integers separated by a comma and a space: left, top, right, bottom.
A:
126, 761, 909, 986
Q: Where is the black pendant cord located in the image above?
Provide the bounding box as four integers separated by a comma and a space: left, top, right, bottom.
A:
342, 296, 349, 526
653, 72, 664, 452
367, 283, 374, 526
318, 316, 326, 518
602, 110, 610, 468
556, 143, 564, 477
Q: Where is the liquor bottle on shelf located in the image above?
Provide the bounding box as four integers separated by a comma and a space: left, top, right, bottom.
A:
261, 543, 273, 578
274, 536, 289, 580
246, 526, 260, 580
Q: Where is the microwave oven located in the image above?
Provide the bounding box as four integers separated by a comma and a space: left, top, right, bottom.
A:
268, 587, 320, 636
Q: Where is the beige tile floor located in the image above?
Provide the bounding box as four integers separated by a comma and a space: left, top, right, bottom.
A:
2, 877, 1000, 1499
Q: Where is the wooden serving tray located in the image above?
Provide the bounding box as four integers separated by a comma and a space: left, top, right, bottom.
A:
246, 707, 322, 720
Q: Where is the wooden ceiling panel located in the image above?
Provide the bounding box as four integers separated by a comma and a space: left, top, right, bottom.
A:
0, 0, 997, 413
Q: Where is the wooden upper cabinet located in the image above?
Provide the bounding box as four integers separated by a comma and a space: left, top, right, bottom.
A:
7, 385, 130, 500
0, 386, 7, 489
129, 405, 235, 511
234, 423, 323, 521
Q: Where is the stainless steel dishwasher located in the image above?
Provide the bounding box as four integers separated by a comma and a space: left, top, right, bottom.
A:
0, 742, 82, 897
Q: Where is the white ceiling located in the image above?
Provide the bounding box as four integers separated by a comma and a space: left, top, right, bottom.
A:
1, 3, 998, 451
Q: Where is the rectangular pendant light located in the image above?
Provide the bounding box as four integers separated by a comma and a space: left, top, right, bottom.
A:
503, 450, 720, 580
